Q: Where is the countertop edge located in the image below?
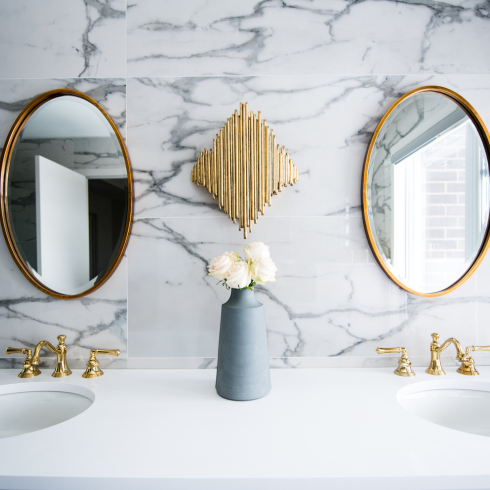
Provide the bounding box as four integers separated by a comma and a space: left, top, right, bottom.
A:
1, 475, 490, 490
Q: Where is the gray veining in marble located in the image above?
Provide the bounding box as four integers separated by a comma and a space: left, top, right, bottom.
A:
1, 0, 490, 369
127, 0, 490, 77
0, 0, 126, 79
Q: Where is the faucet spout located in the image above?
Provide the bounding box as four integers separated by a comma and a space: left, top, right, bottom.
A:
32, 340, 59, 363
436, 337, 465, 361
31, 335, 72, 378
426, 333, 464, 376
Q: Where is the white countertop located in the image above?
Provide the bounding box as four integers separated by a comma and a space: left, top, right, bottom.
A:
0, 367, 490, 490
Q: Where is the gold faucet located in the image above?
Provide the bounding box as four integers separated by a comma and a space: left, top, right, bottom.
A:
426, 333, 465, 376
31, 335, 72, 377
5, 347, 41, 378
376, 347, 415, 377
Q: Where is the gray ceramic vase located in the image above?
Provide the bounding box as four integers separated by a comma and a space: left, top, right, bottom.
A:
216, 288, 271, 401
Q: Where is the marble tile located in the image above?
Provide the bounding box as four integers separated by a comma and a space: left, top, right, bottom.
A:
127, 74, 490, 220
127, 213, 490, 366
0, 0, 126, 78
127, 0, 490, 77
127, 215, 408, 359
0, 236, 128, 367
0, 78, 129, 367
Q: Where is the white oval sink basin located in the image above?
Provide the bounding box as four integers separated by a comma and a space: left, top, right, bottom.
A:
0, 382, 94, 439
398, 380, 490, 437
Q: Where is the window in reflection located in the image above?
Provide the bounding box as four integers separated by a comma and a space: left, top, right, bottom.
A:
392, 118, 489, 292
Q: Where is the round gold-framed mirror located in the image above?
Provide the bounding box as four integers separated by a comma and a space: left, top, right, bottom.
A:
362, 86, 490, 297
0, 88, 133, 299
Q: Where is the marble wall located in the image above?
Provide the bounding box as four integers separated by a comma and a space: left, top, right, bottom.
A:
1, 0, 490, 370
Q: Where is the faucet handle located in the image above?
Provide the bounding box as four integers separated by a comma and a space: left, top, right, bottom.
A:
376, 347, 415, 377
458, 345, 490, 376
6, 347, 41, 378
468, 345, 490, 353
82, 349, 120, 378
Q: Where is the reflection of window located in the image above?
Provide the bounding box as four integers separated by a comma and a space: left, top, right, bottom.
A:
392, 120, 488, 292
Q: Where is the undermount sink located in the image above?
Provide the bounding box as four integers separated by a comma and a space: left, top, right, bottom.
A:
0, 382, 94, 439
398, 380, 490, 438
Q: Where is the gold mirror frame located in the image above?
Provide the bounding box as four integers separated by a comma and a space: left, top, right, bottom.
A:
362, 86, 490, 297
0, 88, 134, 299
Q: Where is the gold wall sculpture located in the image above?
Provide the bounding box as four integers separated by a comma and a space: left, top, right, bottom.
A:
191, 102, 299, 238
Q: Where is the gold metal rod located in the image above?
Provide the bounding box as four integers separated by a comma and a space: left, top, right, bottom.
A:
210, 146, 213, 194
220, 128, 224, 210
265, 125, 269, 204
209, 149, 213, 193
239, 105, 242, 231
284, 148, 287, 187
227, 120, 232, 218
258, 111, 262, 214
256, 112, 258, 221
205, 149, 209, 191
285, 150, 287, 187
235, 110, 239, 226
269, 129, 272, 198
281, 147, 284, 188
271, 135, 274, 196
249, 111, 253, 227
199, 153, 202, 185
243, 103, 247, 234
204, 149, 208, 190
278, 144, 282, 192
282, 146, 285, 189
240, 104, 247, 234
218, 131, 222, 207
220, 130, 224, 207
199, 152, 203, 186
253, 111, 257, 224
243, 103, 248, 236
273, 136, 277, 195
212, 138, 217, 198
228, 119, 232, 217
264, 123, 268, 205
267, 125, 272, 204
246, 103, 250, 233
250, 111, 255, 225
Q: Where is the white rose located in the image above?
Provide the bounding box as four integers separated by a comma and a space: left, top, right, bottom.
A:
251, 257, 277, 284
244, 242, 270, 262
226, 260, 252, 289
208, 252, 240, 280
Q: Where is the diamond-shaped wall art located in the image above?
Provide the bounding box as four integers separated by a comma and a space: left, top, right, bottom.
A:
191, 102, 299, 238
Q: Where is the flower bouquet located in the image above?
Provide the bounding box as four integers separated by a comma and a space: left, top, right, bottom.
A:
208, 242, 277, 290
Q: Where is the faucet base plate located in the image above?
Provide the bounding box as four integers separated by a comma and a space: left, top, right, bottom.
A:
52, 369, 72, 378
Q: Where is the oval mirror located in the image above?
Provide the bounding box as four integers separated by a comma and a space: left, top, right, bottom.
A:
0, 89, 133, 298
362, 86, 490, 296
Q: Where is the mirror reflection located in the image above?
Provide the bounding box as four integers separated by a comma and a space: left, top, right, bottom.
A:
367, 91, 490, 294
7, 95, 129, 296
